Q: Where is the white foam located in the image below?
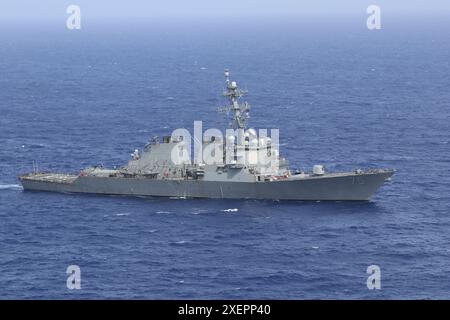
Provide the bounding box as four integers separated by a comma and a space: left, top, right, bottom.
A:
0, 183, 23, 191
221, 208, 238, 213
115, 213, 130, 216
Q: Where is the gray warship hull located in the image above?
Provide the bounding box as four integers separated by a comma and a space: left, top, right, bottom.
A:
19, 169, 394, 201
19, 71, 396, 201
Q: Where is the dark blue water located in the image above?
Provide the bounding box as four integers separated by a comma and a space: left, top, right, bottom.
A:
1, 18, 450, 299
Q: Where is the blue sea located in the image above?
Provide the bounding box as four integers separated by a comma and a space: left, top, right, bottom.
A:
1, 17, 449, 299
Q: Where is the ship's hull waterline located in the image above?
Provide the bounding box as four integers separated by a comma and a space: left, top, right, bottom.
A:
20, 170, 394, 201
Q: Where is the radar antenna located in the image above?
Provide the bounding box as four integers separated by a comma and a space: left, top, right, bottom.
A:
218, 69, 251, 129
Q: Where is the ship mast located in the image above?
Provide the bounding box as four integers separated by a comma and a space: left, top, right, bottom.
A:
220, 69, 251, 129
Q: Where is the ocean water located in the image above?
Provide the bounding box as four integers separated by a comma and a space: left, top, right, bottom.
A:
1, 18, 450, 299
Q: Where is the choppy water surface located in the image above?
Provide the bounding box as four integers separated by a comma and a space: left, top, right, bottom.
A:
1, 19, 449, 299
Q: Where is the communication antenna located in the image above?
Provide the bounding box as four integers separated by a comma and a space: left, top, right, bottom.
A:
32, 160, 38, 174
218, 69, 251, 129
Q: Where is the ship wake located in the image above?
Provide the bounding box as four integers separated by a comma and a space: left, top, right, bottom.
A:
0, 183, 23, 191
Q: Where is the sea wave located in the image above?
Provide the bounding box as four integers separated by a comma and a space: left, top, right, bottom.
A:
221, 208, 238, 213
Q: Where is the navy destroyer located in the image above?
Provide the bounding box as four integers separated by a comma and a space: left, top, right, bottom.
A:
20, 70, 395, 200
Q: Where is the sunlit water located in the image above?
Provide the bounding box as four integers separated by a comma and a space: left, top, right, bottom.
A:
1, 19, 449, 299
